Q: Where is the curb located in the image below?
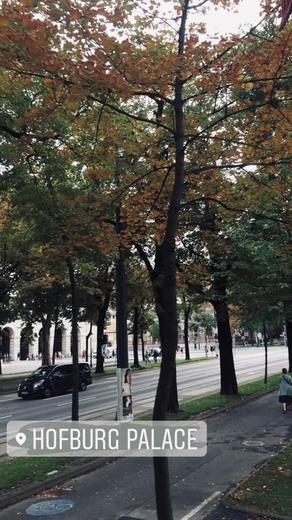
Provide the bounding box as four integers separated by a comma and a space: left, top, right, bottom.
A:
221, 502, 292, 520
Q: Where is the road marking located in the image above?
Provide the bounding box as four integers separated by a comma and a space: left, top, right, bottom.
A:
0, 415, 12, 419
180, 491, 221, 520
57, 396, 97, 406
79, 396, 98, 402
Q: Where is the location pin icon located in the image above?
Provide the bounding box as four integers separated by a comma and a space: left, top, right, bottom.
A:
16, 432, 27, 446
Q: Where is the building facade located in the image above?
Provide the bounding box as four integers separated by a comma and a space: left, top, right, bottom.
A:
0, 318, 117, 361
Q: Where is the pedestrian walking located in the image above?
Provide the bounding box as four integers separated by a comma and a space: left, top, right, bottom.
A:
277, 368, 292, 413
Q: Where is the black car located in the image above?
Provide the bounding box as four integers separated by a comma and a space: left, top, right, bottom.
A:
17, 363, 92, 399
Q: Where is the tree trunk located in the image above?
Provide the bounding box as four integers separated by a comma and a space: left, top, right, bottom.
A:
95, 292, 111, 373
285, 318, 292, 373
154, 262, 179, 415
184, 305, 190, 360
52, 300, 60, 365
134, 2, 188, 514
0, 329, 2, 375
67, 257, 79, 421
140, 325, 145, 361
85, 321, 92, 363
152, 7, 187, 506
212, 276, 238, 395
153, 242, 178, 520
167, 368, 179, 413
132, 307, 140, 368
52, 319, 58, 365
263, 321, 268, 384
137, 243, 180, 414
41, 314, 51, 366
96, 331, 105, 373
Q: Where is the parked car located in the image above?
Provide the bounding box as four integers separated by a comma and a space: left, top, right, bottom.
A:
17, 363, 92, 399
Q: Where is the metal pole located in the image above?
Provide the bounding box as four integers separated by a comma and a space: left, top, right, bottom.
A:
115, 205, 132, 421
116, 256, 128, 368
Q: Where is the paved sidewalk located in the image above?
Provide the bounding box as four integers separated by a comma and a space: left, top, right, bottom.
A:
0, 391, 291, 520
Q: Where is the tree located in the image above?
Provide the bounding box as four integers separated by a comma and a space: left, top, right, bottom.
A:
0, 86, 114, 415
177, 200, 240, 395
279, 0, 292, 29
0, 200, 20, 325
0, 1, 291, 517
177, 285, 204, 360
127, 260, 155, 367
77, 259, 116, 373
227, 216, 292, 370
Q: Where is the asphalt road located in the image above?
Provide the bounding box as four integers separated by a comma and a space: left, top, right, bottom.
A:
0, 346, 289, 442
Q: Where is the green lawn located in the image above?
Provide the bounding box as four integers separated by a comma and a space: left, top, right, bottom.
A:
0, 457, 77, 497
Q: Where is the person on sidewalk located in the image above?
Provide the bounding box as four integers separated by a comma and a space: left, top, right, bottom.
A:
277, 368, 292, 413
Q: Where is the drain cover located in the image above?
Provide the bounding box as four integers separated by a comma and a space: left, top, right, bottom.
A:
242, 440, 264, 447
26, 499, 75, 516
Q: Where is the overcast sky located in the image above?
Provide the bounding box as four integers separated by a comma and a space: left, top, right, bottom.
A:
204, 0, 262, 35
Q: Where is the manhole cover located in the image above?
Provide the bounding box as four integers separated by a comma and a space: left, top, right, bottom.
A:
242, 440, 264, 447
26, 499, 75, 516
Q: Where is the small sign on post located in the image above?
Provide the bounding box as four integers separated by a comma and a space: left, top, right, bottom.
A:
117, 367, 133, 421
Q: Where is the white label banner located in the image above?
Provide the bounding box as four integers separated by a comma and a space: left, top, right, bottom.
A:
7, 420, 207, 458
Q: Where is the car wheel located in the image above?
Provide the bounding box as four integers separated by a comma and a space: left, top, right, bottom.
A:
44, 387, 52, 398
80, 381, 87, 392
22, 396, 29, 400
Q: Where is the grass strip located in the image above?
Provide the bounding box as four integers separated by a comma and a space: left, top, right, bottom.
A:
135, 374, 280, 421
177, 374, 280, 417
0, 457, 77, 498
226, 442, 292, 517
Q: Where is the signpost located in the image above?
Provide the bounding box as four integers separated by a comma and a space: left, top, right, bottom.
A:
115, 203, 133, 421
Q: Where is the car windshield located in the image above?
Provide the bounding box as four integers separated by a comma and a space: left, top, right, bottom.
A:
31, 366, 54, 378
